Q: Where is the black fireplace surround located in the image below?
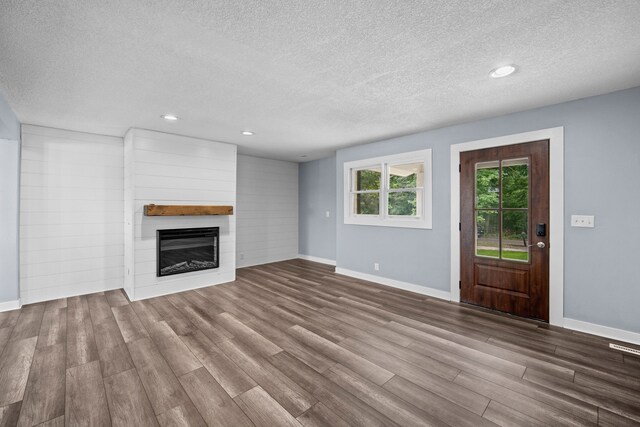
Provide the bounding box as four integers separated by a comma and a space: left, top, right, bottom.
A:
157, 227, 219, 277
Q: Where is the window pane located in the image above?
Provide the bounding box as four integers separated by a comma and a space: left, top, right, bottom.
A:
389, 162, 423, 189
354, 193, 379, 215
475, 161, 499, 209
502, 210, 529, 261
353, 167, 381, 191
502, 158, 529, 208
388, 191, 418, 216
476, 210, 499, 258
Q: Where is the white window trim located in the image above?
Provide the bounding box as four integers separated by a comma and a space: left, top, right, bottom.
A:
343, 149, 432, 229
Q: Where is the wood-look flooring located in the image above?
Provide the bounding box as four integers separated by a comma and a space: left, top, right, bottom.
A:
0, 259, 639, 426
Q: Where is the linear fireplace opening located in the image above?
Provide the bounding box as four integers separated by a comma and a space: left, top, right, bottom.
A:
157, 227, 219, 277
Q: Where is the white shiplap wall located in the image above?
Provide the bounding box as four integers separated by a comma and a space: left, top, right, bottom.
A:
20, 125, 124, 304
236, 155, 298, 268
124, 129, 237, 300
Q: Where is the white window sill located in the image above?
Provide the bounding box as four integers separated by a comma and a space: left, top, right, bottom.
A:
344, 216, 432, 229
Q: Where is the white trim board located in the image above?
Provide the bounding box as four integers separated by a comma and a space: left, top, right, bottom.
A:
237, 255, 299, 269
21, 283, 122, 306
131, 271, 236, 301
0, 299, 21, 312
1, 138, 21, 315
335, 267, 640, 347
335, 267, 451, 300
450, 127, 565, 326
298, 254, 337, 266
563, 318, 640, 346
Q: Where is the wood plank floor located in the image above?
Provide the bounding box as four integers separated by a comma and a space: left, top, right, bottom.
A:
0, 259, 639, 426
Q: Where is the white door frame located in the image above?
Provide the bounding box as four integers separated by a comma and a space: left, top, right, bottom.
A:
450, 127, 564, 326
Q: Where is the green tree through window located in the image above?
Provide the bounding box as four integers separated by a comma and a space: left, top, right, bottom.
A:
355, 169, 380, 214
345, 149, 432, 229
388, 172, 417, 215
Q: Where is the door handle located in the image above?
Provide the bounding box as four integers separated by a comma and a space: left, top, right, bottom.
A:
528, 242, 545, 248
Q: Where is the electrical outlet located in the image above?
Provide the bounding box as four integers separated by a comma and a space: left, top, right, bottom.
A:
374, 263, 380, 271
571, 215, 595, 228
325, 211, 330, 218
240, 253, 245, 260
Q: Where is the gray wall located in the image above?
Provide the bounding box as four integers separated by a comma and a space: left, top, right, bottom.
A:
0, 92, 20, 303
0, 93, 20, 140
299, 154, 336, 261
304, 86, 640, 334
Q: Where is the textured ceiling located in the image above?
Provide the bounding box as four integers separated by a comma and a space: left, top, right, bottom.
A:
1, 1, 640, 161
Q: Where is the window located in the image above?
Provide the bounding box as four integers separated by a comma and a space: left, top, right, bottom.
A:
344, 149, 432, 228
352, 166, 381, 215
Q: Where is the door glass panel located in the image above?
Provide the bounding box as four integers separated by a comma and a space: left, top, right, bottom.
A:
502, 158, 529, 208
353, 167, 381, 191
476, 210, 499, 258
502, 210, 529, 261
354, 193, 379, 215
388, 190, 418, 216
475, 161, 499, 209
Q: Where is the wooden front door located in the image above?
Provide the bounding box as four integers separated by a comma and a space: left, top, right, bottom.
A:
460, 140, 550, 321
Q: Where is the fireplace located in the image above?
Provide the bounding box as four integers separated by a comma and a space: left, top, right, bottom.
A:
157, 227, 219, 277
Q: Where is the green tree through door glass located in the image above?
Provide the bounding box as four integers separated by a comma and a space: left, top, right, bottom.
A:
476, 210, 499, 258
475, 161, 500, 258
502, 211, 528, 261
475, 158, 530, 261
501, 158, 529, 261
502, 158, 529, 209
475, 161, 499, 209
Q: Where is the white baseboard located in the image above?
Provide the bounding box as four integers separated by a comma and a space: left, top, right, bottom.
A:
0, 299, 21, 312
123, 286, 134, 302
335, 267, 450, 301
20, 282, 122, 305
297, 254, 337, 266
132, 271, 236, 301
238, 256, 299, 269
563, 318, 640, 346
329, 268, 640, 346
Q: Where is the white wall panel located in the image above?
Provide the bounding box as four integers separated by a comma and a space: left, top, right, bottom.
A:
0, 138, 20, 303
236, 155, 298, 268
123, 130, 135, 297
124, 129, 237, 300
20, 125, 124, 304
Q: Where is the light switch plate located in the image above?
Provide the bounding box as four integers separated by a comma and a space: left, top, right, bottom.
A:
571, 215, 595, 228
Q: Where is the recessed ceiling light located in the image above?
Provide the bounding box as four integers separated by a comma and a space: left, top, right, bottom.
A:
241, 131, 254, 136
490, 65, 516, 78
161, 114, 179, 121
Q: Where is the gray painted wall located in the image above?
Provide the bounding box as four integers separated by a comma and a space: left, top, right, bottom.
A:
320, 86, 640, 333
299, 154, 336, 261
0, 92, 20, 303
0, 93, 20, 140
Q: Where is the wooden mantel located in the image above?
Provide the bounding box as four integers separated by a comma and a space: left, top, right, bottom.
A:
144, 204, 233, 216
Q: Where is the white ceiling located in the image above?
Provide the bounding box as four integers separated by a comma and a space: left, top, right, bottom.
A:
1, 1, 640, 162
